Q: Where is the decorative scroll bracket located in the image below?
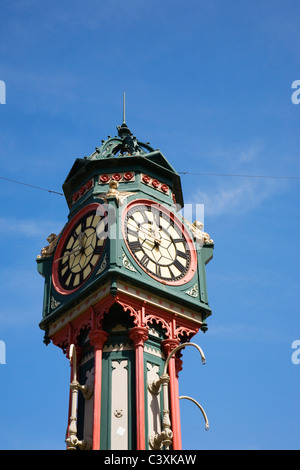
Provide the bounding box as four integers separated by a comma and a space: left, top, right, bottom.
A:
148, 342, 207, 450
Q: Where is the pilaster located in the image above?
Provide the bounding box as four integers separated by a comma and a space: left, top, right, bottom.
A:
129, 326, 149, 450
89, 329, 109, 450
162, 339, 182, 450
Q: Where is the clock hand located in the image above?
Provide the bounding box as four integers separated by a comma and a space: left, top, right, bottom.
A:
77, 232, 86, 249
127, 222, 161, 244
55, 245, 81, 263
152, 220, 161, 240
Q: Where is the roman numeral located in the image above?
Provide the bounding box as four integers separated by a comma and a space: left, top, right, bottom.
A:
60, 269, 70, 285
140, 254, 149, 268
94, 244, 103, 254
173, 259, 185, 273
78, 270, 84, 285
127, 227, 139, 238
61, 271, 76, 288
140, 211, 148, 223
60, 258, 69, 269
129, 240, 142, 253
176, 250, 187, 260
168, 266, 175, 279
155, 264, 161, 277
173, 237, 185, 244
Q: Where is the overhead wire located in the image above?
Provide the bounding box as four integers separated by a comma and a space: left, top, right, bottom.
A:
0, 176, 63, 195
178, 172, 300, 180
0, 171, 299, 197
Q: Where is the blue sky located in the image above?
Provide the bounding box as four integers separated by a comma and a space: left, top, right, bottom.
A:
0, 0, 299, 450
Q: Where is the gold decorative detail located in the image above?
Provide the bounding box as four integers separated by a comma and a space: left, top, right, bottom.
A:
106, 179, 119, 197
114, 410, 124, 418
37, 233, 59, 259
50, 296, 61, 309
184, 219, 214, 246
96, 253, 107, 275
122, 251, 137, 272
185, 283, 198, 298
97, 180, 135, 206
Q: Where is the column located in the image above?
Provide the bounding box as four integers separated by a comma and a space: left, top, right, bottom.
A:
66, 345, 82, 448
89, 329, 109, 450
129, 326, 149, 450
162, 339, 182, 450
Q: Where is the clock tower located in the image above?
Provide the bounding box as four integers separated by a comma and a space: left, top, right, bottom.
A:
37, 109, 214, 450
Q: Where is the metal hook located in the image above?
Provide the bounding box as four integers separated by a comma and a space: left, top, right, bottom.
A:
163, 342, 206, 375
148, 342, 207, 450
179, 396, 209, 431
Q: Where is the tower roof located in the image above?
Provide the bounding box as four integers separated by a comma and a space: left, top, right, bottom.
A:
62, 98, 184, 208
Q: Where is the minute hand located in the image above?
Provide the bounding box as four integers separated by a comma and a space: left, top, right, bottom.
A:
55, 245, 81, 263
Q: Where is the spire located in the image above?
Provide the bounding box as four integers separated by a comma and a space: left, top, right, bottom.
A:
117, 92, 132, 137
122, 91, 126, 126
89, 93, 154, 159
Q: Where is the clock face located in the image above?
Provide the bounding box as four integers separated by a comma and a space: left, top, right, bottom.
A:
123, 200, 197, 285
52, 203, 107, 295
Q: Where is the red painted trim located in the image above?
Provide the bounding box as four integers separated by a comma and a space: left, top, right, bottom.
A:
89, 330, 109, 450
129, 326, 148, 450
52, 203, 107, 295
121, 199, 197, 286
162, 339, 182, 450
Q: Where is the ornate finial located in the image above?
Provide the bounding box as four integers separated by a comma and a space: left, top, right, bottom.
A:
117, 92, 132, 138
88, 93, 154, 159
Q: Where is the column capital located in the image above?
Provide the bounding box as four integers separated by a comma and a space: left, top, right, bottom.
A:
129, 326, 148, 348
162, 338, 180, 357
89, 329, 109, 350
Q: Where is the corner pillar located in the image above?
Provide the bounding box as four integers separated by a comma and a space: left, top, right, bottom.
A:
89, 329, 109, 450
129, 326, 149, 450
162, 339, 182, 450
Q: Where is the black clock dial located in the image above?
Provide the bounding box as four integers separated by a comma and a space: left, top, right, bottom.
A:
53, 204, 107, 294
123, 202, 196, 284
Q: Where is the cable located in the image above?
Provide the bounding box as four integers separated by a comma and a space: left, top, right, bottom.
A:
1, 171, 299, 197
0, 176, 63, 195
178, 171, 300, 180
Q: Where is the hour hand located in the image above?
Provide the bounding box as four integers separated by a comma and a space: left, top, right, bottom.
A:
77, 232, 86, 248
128, 222, 161, 244
151, 220, 161, 241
